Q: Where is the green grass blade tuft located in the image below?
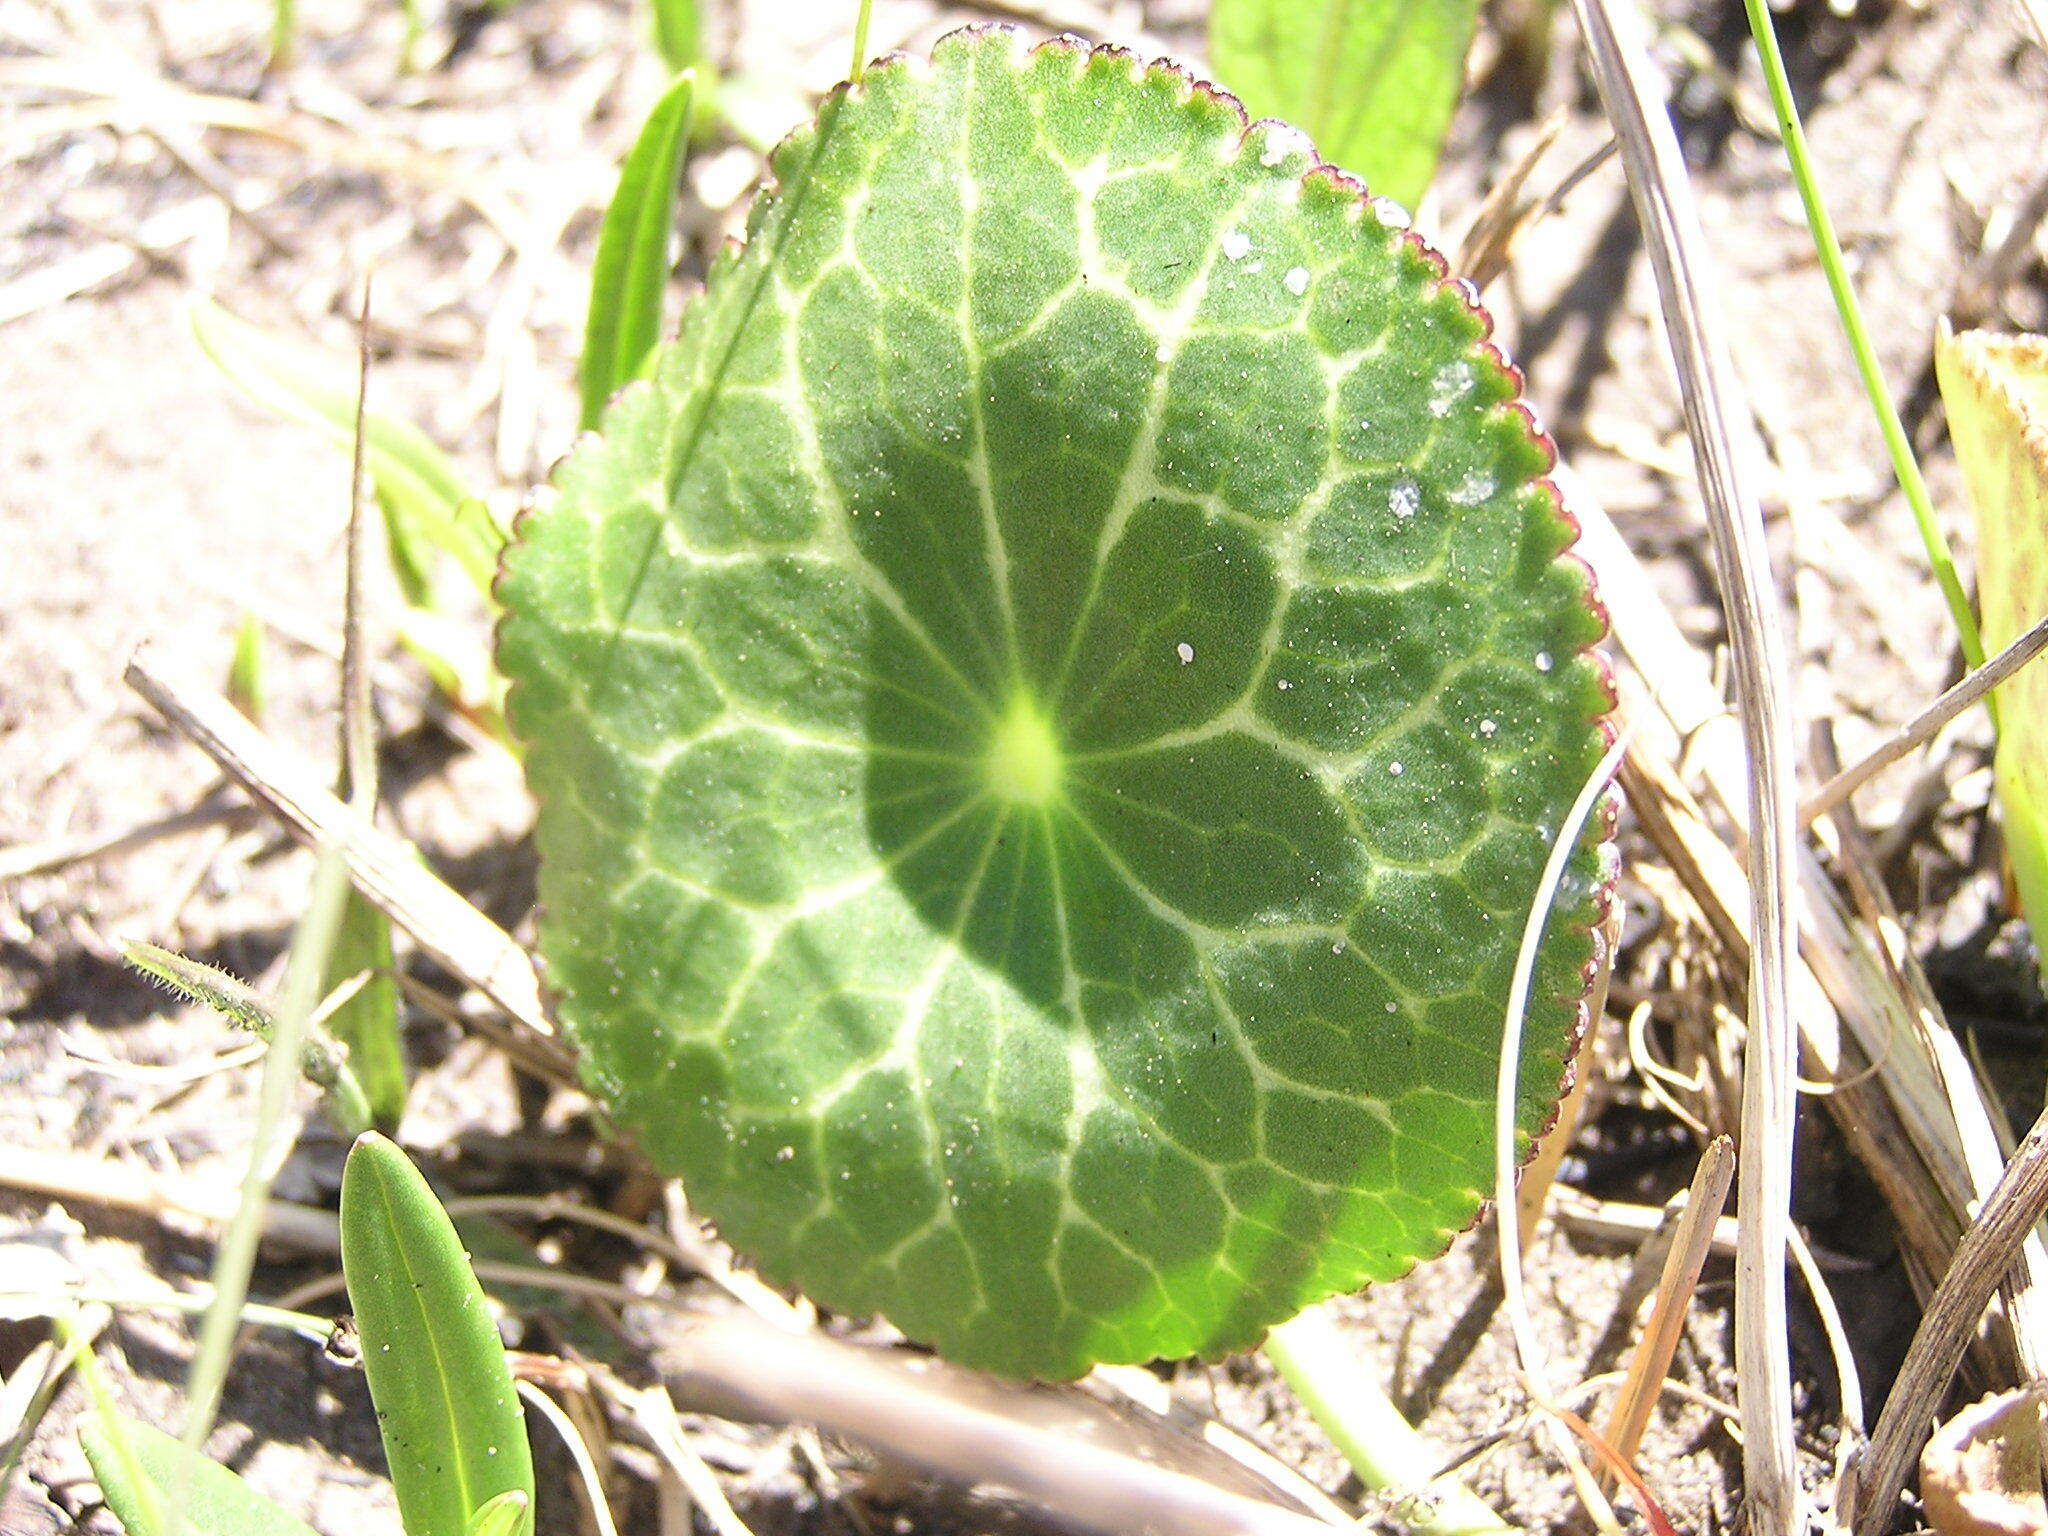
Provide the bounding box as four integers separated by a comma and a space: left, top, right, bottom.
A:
1209, 0, 1480, 210
579, 71, 697, 433
341, 1132, 536, 1536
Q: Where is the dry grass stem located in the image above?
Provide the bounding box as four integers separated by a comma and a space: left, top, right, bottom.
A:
616, 1380, 764, 1536
1553, 1188, 1742, 1255
1495, 732, 1631, 1391
1848, 1101, 2048, 1536
1801, 609, 2048, 827
661, 1312, 1341, 1536
123, 647, 554, 1045
0, 1143, 343, 1254
1810, 755, 2048, 1379
516, 1379, 623, 1536
1600, 1136, 1735, 1473
1554, 10, 1805, 1510
1566, 463, 2045, 1380
0, 796, 250, 884
341, 281, 378, 814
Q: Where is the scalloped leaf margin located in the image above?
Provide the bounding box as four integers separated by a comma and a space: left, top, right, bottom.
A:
499, 25, 1614, 1379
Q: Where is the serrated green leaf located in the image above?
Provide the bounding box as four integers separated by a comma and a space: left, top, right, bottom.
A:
341, 1133, 535, 1536
190, 303, 500, 602
498, 27, 1609, 1379
1209, 0, 1479, 211
581, 72, 697, 433
82, 1417, 319, 1536
324, 892, 408, 1133
1936, 329, 2048, 985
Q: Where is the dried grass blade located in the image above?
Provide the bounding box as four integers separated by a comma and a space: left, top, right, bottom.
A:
1600, 1137, 1735, 1470
1562, 1, 1804, 1529
1801, 610, 2048, 827
1574, 479, 2045, 1383
1849, 1103, 2048, 1536
123, 649, 553, 1046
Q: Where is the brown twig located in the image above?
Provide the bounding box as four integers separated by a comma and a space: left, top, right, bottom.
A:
341, 278, 377, 813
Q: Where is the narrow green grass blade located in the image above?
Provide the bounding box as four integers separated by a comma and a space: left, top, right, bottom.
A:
1265, 1311, 1510, 1536
190, 303, 498, 601
579, 72, 697, 433
1936, 329, 2048, 986
341, 1132, 535, 1536
323, 892, 408, 1133
83, 1419, 319, 1536
1739, 0, 1983, 671
1209, 0, 1481, 209
849, 0, 873, 80
647, 0, 698, 75
179, 848, 353, 1470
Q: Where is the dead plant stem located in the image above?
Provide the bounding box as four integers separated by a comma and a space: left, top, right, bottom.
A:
1564, 2, 1804, 1529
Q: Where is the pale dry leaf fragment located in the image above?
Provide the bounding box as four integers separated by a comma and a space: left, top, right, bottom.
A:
1923, 1386, 2048, 1536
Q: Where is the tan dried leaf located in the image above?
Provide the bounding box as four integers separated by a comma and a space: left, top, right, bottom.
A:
1922, 1385, 2048, 1536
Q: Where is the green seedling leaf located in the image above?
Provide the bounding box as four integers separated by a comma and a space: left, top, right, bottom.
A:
341, 1132, 535, 1536
647, 0, 698, 75
228, 613, 267, 723
82, 1417, 319, 1536
580, 71, 698, 433
1936, 329, 2048, 984
1209, 0, 1480, 211
468, 1490, 532, 1536
324, 892, 408, 1133
190, 303, 500, 603
498, 27, 1610, 1379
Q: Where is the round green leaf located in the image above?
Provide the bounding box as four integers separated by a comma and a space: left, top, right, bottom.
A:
499, 26, 1611, 1379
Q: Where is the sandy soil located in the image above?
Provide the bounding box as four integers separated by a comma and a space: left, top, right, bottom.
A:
3, 0, 2045, 1529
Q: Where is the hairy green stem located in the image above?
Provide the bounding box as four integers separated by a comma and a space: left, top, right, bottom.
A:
124, 940, 377, 1138
1739, 0, 1985, 672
